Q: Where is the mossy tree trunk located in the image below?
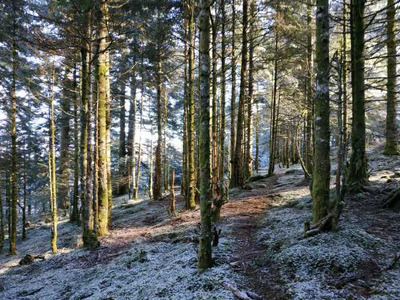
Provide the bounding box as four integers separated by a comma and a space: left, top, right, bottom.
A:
186, 0, 196, 209
127, 65, 136, 199
347, 0, 368, 192
384, 0, 399, 155
198, 0, 213, 269
312, 0, 331, 224
97, 0, 110, 236
229, 0, 236, 183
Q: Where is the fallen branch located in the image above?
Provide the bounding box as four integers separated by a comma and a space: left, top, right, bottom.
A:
222, 282, 262, 300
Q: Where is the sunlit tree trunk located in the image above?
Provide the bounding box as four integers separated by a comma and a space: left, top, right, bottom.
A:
128, 65, 136, 199
49, 65, 57, 254
153, 56, 163, 201
198, 0, 213, 269
97, 0, 110, 236
312, 0, 330, 224
59, 67, 71, 211
187, 0, 196, 209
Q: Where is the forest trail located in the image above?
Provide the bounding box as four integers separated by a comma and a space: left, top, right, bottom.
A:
1, 146, 400, 299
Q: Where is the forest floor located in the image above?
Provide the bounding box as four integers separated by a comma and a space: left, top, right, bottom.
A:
0, 145, 399, 299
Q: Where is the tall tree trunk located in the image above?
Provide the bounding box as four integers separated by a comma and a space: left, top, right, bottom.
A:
22, 156, 27, 240
59, 68, 71, 211
198, 0, 213, 269
232, 0, 248, 188
49, 65, 57, 254
81, 10, 97, 246
312, 0, 330, 224
71, 64, 80, 224
211, 4, 219, 199
182, 12, 189, 198
384, 0, 399, 155
187, 0, 196, 209
246, 0, 255, 179
255, 103, 259, 172
218, 0, 227, 209
118, 80, 127, 194
97, 0, 110, 236
134, 49, 145, 200
128, 66, 136, 199
0, 185, 4, 252
268, 29, 278, 177
153, 55, 163, 201
347, 0, 368, 192
305, 0, 314, 175
230, 0, 236, 182
10, 30, 18, 255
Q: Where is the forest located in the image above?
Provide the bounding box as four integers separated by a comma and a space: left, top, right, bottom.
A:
0, 0, 399, 299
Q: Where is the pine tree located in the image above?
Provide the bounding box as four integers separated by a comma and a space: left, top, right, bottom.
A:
198, 0, 213, 269
312, 0, 330, 224
347, 0, 368, 192
384, 0, 399, 155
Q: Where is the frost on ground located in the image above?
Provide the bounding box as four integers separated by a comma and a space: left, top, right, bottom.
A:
0, 196, 240, 300
1, 145, 399, 300
255, 146, 400, 299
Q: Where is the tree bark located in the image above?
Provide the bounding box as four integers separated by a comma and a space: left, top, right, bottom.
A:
198, 0, 213, 269
97, 0, 110, 236
312, 0, 331, 224
231, 0, 248, 188
384, 0, 399, 155
347, 0, 368, 192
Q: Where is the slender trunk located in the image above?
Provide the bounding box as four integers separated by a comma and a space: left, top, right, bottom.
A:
229, 0, 236, 181
10, 29, 18, 255
268, 31, 278, 176
306, 0, 314, 174
71, 64, 80, 224
198, 0, 212, 269
0, 185, 4, 252
97, 0, 110, 236
134, 49, 144, 199
246, 0, 255, 178
22, 157, 26, 240
59, 67, 71, 211
218, 0, 227, 207
384, 0, 399, 155
128, 65, 137, 199
232, 0, 248, 188
49, 66, 57, 253
347, 0, 368, 192
153, 54, 163, 201
255, 103, 259, 172
118, 80, 127, 194
182, 12, 188, 198
187, 0, 196, 209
